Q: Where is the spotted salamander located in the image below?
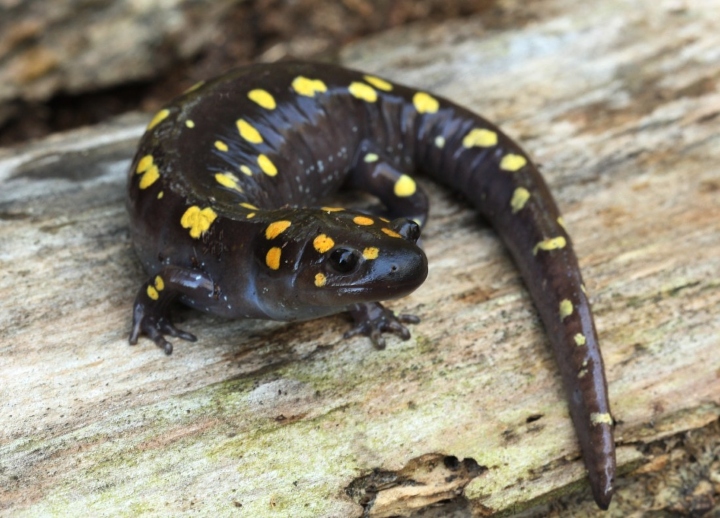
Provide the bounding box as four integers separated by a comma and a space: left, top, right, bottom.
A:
126, 61, 615, 509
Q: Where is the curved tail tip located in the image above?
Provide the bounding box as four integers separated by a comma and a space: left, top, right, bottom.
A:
586, 430, 616, 510
592, 484, 614, 510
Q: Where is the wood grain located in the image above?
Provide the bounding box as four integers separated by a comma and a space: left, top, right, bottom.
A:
1, 0, 719, 515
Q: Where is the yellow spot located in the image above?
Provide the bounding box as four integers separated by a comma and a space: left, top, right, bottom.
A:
363, 247, 379, 260
364, 153, 379, 163
215, 172, 242, 191
321, 207, 344, 212
185, 120, 195, 128
184, 81, 204, 94
353, 216, 374, 226
136, 155, 154, 174
349, 82, 377, 102
240, 165, 253, 176
559, 299, 574, 320
500, 153, 527, 172
313, 234, 335, 254
557, 216, 567, 231
462, 128, 498, 148
363, 75, 393, 91
237, 119, 263, 144
381, 228, 401, 238
265, 220, 291, 240
248, 89, 276, 110
157, 191, 164, 199
379, 217, 390, 223
258, 154, 277, 176
154, 276, 164, 291
246, 212, 256, 219
214, 140, 229, 152
533, 236, 567, 255
510, 187, 531, 213
266, 247, 282, 270
394, 175, 416, 197
138, 165, 160, 189
147, 109, 169, 131
574, 333, 587, 346
314, 273, 327, 287
180, 206, 218, 239
578, 369, 588, 379
590, 413, 613, 426
147, 285, 159, 300
434, 136, 445, 148
292, 76, 327, 97
240, 202, 259, 210
413, 92, 439, 114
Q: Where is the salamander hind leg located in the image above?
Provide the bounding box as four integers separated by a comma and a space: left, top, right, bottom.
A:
129, 266, 214, 355
345, 302, 421, 350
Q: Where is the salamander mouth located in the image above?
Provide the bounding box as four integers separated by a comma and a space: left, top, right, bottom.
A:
332, 277, 425, 296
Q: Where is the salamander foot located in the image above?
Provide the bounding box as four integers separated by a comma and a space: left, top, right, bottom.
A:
345, 302, 420, 349
129, 302, 196, 355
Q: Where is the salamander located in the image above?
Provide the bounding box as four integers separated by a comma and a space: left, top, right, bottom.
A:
126, 61, 615, 509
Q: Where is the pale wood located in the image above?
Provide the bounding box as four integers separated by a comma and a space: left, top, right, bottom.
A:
1, 0, 719, 516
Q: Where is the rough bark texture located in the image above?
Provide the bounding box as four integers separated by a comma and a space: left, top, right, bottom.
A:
1, 0, 719, 516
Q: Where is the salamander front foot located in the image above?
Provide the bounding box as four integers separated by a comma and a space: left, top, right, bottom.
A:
128, 272, 203, 354
128, 268, 214, 354
345, 302, 420, 349
129, 303, 196, 355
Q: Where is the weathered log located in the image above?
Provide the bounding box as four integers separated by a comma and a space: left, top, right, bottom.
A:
1, 0, 719, 515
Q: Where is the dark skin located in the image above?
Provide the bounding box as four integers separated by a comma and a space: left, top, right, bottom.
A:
127, 61, 615, 509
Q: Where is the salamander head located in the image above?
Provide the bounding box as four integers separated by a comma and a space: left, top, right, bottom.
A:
254, 209, 428, 320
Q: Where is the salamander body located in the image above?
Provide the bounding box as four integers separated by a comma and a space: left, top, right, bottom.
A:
126, 61, 615, 508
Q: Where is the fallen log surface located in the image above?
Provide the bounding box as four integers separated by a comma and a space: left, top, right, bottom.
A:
1, 0, 719, 515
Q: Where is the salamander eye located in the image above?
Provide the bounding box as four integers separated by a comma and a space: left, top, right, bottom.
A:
329, 248, 360, 273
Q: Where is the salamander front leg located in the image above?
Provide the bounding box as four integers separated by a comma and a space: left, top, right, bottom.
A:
345, 302, 420, 350
129, 266, 215, 354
